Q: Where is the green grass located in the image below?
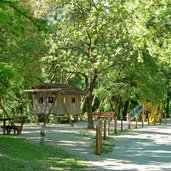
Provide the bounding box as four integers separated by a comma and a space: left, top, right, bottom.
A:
0, 136, 92, 171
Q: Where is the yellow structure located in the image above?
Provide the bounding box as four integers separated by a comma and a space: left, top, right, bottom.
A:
143, 101, 161, 124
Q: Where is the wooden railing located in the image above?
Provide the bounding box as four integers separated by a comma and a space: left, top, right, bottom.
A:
92, 112, 114, 119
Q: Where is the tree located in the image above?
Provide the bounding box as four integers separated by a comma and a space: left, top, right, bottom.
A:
0, 0, 48, 87
0, 0, 48, 117
40, 0, 138, 129
124, 0, 171, 116
0, 62, 18, 117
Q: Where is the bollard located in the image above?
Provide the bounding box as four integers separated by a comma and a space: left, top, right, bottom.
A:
142, 104, 144, 128
96, 121, 102, 155
128, 114, 131, 130
121, 119, 123, 131
114, 116, 117, 134
104, 119, 107, 140
108, 119, 110, 136
148, 113, 150, 126
154, 115, 156, 125
135, 116, 138, 129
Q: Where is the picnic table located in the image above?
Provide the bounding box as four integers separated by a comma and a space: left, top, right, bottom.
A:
0, 116, 27, 135
0, 118, 14, 135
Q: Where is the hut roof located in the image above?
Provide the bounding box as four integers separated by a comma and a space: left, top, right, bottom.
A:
24, 83, 86, 95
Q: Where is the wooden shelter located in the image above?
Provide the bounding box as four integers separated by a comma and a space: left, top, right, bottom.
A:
23, 83, 85, 124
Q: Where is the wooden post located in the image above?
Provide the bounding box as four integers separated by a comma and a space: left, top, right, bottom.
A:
114, 116, 117, 134
154, 115, 156, 125
23, 93, 38, 123
96, 121, 102, 155
104, 119, 107, 140
142, 103, 144, 127
96, 124, 100, 155
164, 110, 167, 124
121, 118, 123, 131
99, 120, 102, 150
159, 111, 162, 125
135, 116, 138, 129
62, 97, 73, 127
148, 113, 150, 126
45, 90, 60, 123
128, 114, 131, 130
108, 119, 110, 136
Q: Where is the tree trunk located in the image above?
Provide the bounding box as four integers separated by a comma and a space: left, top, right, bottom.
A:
122, 100, 129, 120
87, 91, 94, 129
114, 96, 122, 118
86, 69, 97, 129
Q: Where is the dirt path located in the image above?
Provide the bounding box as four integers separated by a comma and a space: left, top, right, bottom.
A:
20, 120, 171, 170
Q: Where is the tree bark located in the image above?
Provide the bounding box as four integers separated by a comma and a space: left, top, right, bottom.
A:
114, 96, 121, 118
87, 69, 97, 129
87, 91, 94, 129
122, 100, 129, 120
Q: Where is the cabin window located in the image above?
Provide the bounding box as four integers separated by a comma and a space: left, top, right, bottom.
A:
39, 97, 43, 103
71, 97, 76, 103
49, 96, 54, 103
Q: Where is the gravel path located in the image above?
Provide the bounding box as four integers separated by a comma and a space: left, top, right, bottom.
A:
19, 120, 171, 170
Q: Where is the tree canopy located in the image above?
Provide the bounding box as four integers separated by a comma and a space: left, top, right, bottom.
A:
0, 0, 170, 126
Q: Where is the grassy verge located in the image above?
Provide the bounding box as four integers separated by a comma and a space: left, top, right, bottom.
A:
78, 129, 115, 154
0, 136, 92, 171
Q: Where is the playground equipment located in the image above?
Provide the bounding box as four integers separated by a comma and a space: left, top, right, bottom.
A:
128, 101, 162, 124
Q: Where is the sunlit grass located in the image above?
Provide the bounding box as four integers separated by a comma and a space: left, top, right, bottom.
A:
0, 136, 92, 171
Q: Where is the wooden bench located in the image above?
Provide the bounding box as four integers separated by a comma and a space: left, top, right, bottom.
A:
1, 116, 27, 135
93, 112, 114, 120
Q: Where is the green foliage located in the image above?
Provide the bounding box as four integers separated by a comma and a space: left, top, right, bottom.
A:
0, 62, 16, 96
0, 0, 170, 119
0, 0, 48, 86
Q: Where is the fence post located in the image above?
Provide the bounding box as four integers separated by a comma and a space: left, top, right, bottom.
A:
114, 116, 117, 134
159, 111, 162, 125
154, 115, 156, 125
96, 120, 102, 155
108, 119, 110, 136
128, 114, 131, 130
142, 103, 144, 127
121, 118, 123, 131
148, 113, 150, 126
104, 119, 107, 140
135, 116, 138, 129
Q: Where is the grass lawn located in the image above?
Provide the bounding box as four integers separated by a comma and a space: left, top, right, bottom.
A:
0, 136, 92, 171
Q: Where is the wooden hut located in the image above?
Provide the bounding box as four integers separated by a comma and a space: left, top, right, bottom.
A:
24, 83, 85, 122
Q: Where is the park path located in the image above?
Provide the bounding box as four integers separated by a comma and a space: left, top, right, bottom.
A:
21, 120, 171, 171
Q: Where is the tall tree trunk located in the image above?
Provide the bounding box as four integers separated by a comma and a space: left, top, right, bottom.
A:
87, 90, 94, 129
114, 96, 120, 117
87, 69, 97, 129
122, 100, 129, 120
